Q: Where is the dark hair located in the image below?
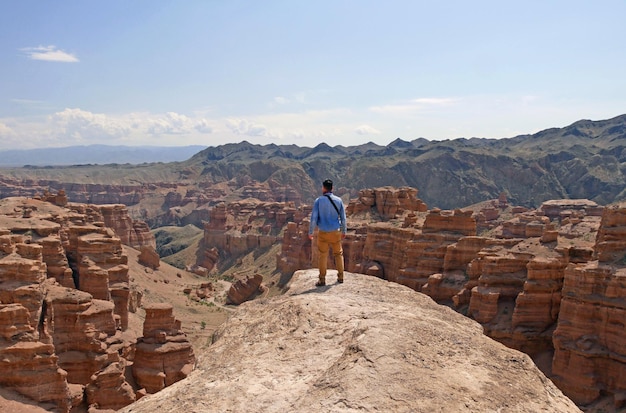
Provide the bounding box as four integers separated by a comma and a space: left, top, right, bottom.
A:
323, 179, 333, 191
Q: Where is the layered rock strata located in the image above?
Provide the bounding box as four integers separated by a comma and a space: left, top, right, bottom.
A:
0, 196, 193, 412
133, 303, 195, 394
277, 191, 626, 407
551, 204, 626, 407
199, 199, 302, 272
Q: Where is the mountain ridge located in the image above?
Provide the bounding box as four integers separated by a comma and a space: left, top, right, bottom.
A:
1, 114, 626, 210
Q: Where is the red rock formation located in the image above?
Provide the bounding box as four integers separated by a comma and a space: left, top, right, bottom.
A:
549, 204, 626, 406
277, 221, 311, 275
552, 262, 626, 405
199, 200, 296, 271
0, 339, 72, 411
594, 203, 626, 262
0, 242, 47, 332
227, 274, 264, 305
540, 199, 603, 221
0, 197, 193, 411
99, 204, 156, 249
422, 208, 476, 236
39, 236, 74, 288
133, 303, 195, 394
347, 186, 427, 218
0, 235, 72, 412
500, 213, 550, 238
44, 285, 118, 384
42, 189, 68, 207
65, 225, 131, 330
85, 361, 136, 410
138, 245, 160, 270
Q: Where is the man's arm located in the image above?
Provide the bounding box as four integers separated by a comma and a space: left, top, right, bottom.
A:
340, 199, 347, 238
308, 198, 319, 239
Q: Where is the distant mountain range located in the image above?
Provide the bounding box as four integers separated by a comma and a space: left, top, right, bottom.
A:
182, 114, 626, 207
0, 144, 207, 166
1, 114, 625, 209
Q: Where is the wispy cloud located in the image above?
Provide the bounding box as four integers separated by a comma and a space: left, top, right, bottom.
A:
410, 98, 458, 105
20, 45, 79, 63
370, 97, 459, 115
273, 96, 290, 105
354, 125, 380, 135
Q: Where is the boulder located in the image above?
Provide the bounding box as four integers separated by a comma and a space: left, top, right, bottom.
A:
227, 274, 263, 305
138, 245, 160, 270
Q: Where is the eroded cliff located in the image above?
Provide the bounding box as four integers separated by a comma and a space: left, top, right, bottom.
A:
270, 187, 624, 409
0, 196, 193, 412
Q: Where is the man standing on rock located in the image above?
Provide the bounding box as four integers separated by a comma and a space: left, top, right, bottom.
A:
308, 179, 347, 286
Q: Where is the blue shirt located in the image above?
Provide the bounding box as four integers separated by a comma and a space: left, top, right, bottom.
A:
309, 192, 347, 235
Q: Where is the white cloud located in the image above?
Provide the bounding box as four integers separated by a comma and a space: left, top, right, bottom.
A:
4, 93, 611, 150
20, 45, 79, 63
52, 108, 130, 142
226, 118, 268, 136
273, 96, 290, 105
146, 113, 186, 135
0, 122, 15, 137
194, 118, 214, 133
354, 125, 381, 135
40, 109, 214, 147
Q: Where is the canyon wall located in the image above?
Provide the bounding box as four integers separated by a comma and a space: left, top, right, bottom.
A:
198, 199, 308, 274
153, 183, 626, 408
0, 196, 193, 412
273, 188, 624, 408
551, 204, 626, 406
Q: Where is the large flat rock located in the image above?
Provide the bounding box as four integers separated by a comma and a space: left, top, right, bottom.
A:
122, 269, 580, 413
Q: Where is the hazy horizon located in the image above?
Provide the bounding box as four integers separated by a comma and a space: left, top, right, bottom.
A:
2, 1, 625, 150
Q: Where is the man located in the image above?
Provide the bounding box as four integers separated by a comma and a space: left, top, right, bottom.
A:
308, 179, 347, 286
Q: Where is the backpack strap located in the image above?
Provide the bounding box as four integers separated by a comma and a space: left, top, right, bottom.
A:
324, 193, 341, 217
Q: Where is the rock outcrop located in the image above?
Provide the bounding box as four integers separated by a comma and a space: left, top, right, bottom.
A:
347, 186, 427, 218
226, 273, 264, 305
551, 203, 626, 407
198, 199, 302, 272
133, 303, 195, 394
99, 204, 156, 250
138, 245, 160, 270
120, 270, 580, 413
0, 196, 193, 412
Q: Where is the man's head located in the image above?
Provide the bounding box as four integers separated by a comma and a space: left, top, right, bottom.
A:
322, 179, 333, 193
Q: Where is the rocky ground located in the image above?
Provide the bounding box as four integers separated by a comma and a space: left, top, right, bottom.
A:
121, 269, 580, 413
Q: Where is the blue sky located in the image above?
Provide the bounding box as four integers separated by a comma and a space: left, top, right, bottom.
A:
1, 0, 625, 150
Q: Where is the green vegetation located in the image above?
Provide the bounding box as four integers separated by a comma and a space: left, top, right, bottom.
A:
153, 225, 203, 269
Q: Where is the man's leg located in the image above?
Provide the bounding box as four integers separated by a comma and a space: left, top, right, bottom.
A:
317, 231, 330, 285
329, 231, 344, 282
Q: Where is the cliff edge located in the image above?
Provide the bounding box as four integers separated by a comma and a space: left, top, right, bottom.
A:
122, 269, 580, 413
